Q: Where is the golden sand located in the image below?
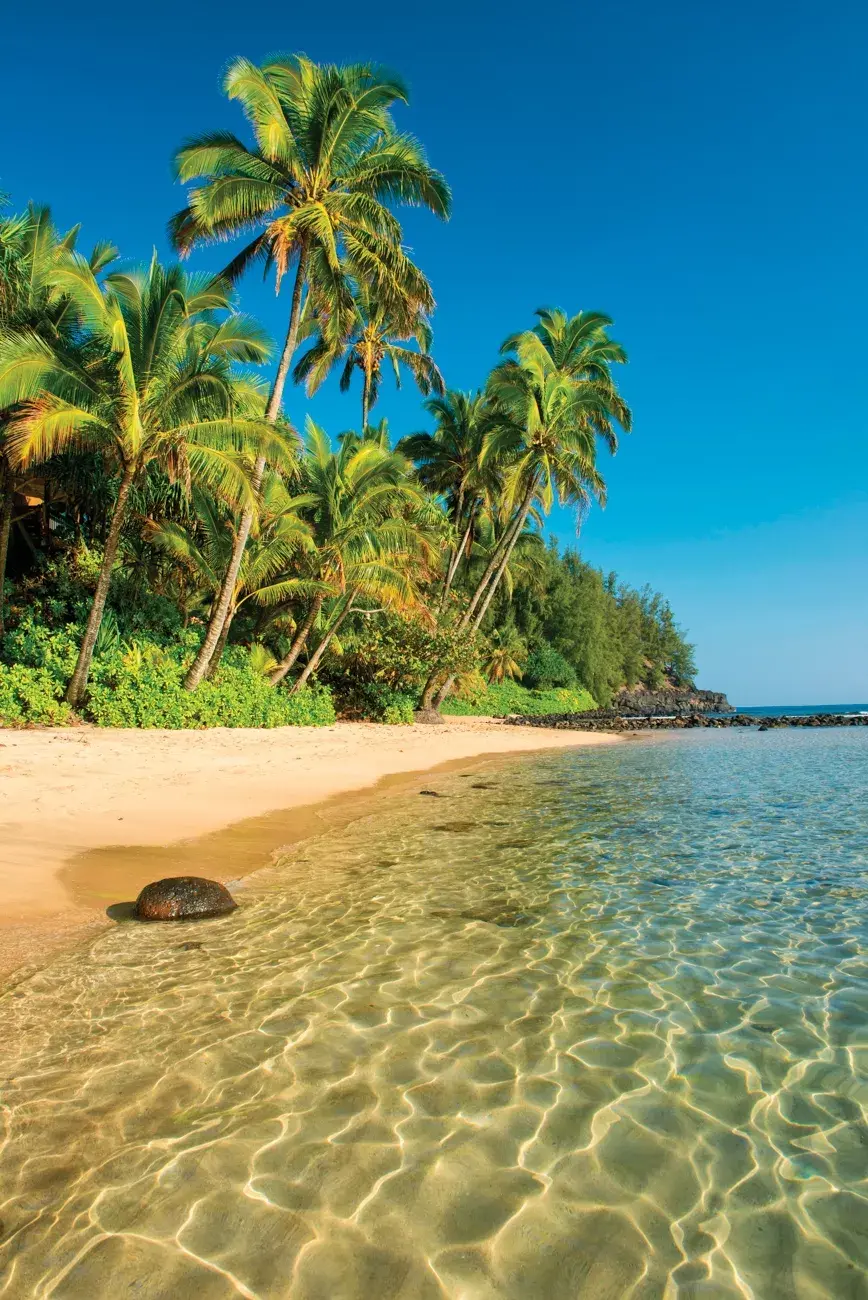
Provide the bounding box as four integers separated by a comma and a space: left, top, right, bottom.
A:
0, 719, 616, 983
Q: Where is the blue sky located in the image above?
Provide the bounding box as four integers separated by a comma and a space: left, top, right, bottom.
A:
4, 0, 866, 704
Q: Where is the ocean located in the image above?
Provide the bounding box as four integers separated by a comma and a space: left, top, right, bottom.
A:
735, 703, 868, 717
1, 727, 866, 1298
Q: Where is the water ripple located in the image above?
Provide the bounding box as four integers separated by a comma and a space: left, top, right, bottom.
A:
1, 729, 867, 1298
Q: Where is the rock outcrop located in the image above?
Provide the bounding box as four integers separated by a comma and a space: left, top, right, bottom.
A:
612, 687, 733, 716
134, 876, 237, 921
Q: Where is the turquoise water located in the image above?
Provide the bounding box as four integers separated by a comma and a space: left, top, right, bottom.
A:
1, 729, 867, 1298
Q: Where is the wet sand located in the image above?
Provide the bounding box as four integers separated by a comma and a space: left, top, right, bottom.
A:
0, 719, 616, 984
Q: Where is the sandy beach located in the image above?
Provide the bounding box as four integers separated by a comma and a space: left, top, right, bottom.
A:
0, 719, 616, 983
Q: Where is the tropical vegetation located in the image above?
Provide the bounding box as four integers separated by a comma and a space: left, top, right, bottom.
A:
0, 55, 695, 729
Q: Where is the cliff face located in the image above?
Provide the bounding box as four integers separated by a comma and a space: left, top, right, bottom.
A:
612, 686, 733, 716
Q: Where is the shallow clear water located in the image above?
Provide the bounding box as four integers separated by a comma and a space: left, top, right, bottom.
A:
1, 730, 867, 1299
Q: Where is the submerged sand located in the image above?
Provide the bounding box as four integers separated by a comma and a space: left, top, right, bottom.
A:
0, 719, 616, 983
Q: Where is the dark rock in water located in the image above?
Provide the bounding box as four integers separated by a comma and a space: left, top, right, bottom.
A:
134, 877, 237, 921
419, 789, 445, 797
414, 708, 444, 725
509, 709, 868, 734
178, 941, 204, 951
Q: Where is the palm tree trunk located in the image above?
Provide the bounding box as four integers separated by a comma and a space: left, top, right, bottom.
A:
269, 593, 324, 686
204, 603, 235, 679
0, 458, 14, 638
436, 487, 464, 613
264, 243, 310, 425
459, 516, 518, 630
361, 368, 372, 431
183, 532, 246, 690
418, 496, 529, 714
184, 244, 310, 691
431, 480, 537, 711
65, 464, 136, 709
288, 594, 355, 696
420, 672, 446, 711
438, 500, 476, 615
472, 495, 534, 632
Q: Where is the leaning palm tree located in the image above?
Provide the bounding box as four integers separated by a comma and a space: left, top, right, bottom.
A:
0, 254, 286, 706
147, 474, 314, 671
422, 311, 630, 709
267, 419, 436, 690
467, 310, 630, 632
465, 511, 548, 616
399, 389, 497, 612
171, 54, 450, 686
294, 287, 443, 429
0, 205, 117, 633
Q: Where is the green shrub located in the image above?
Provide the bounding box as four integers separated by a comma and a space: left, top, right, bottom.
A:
523, 642, 577, 690
441, 680, 595, 718
2, 615, 81, 681
87, 646, 335, 729
333, 679, 415, 724
0, 663, 71, 726
0, 623, 335, 729
381, 695, 416, 725
325, 610, 479, 700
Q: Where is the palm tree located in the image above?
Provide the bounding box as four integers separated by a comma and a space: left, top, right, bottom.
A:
425, 309, 631, 709
0, 255, 284, 706
170, 54, 450, 687
483, 629, 526, 683
504, 308, 629, 408
294, 288, 443, 430
0, 205, 117, 633
398, 390, 495, 613
465, 512, 547, 615
146, 474, 314, 671
267, 420, 436, 690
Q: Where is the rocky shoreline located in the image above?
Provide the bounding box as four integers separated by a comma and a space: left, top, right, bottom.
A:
511, 711, 868, 732
613, 687, 734, 716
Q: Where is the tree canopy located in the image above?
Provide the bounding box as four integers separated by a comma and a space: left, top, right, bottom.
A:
0, 54, 697, 729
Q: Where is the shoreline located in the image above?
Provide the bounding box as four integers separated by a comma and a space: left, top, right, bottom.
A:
0, 719, 617, 986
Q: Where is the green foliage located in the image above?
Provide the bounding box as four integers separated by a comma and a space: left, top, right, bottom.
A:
87, 649, 334, 729
0, 620, 334, 729
325, 610, 478, 715
523, 641, 577, 690
2, 614, 81, 679
334, 680, 416, 724
441, 680, 595, 718
4, 551, 95, 631
506, 544, 696, 706
0, 134, 697, 730
0, 662, 71, 726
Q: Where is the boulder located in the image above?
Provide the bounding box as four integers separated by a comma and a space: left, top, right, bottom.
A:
134, 876, 237, 921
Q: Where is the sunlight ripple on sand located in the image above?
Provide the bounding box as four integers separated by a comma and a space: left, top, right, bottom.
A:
1, 729, 867, 1298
